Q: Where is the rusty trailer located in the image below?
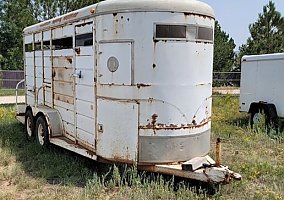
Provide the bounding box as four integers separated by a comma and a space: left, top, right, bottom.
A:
16, 0, 241, 184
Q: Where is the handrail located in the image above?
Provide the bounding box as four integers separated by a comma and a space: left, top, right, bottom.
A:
35, 84, 47, 107
15, 79, 25, 113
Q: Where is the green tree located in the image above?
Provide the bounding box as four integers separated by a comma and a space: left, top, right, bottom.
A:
0, 0, 35, 70
240, 1, 284, 56
0, 0, 103, 70
32, 0, 101, 21
213, 21, 236, 72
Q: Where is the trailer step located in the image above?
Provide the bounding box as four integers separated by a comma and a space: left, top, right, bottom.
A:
50, 137, 97, 161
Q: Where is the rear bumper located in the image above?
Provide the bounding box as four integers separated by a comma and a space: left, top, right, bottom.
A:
138, 129, 210, 164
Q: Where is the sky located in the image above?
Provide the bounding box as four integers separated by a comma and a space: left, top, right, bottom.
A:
200, 0, 284, 50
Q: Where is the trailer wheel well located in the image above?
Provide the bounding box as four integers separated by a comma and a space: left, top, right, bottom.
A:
248, 102, 278, 118
35, 112, 45, 120
25, 106, 32, 114
249, 102, 279, 130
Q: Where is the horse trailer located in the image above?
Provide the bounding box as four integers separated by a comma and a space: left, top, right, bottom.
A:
16, 0, 240, 183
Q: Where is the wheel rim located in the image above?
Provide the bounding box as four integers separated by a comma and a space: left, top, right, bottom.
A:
26, 117, 33, 137
37, 123, 45, 146
253, 113, 261, 124
252, 112, 266, 128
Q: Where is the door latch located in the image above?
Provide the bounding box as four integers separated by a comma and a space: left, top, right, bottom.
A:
72, 71, 82, 78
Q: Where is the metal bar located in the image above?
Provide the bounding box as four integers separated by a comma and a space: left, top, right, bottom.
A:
15, 79, 25, 113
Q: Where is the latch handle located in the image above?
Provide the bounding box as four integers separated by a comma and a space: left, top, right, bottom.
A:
72, 71, 82, 78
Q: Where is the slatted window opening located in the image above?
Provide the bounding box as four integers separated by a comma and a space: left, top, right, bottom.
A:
154, 24, 213, 43
75, 33, 93, 47
52, 37, 73, 50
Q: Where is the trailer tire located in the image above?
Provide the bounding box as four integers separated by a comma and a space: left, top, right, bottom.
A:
250, 104, 279, 132
25, 110, 34, 141
265, 105, 279, 133
35, 116, 50, 147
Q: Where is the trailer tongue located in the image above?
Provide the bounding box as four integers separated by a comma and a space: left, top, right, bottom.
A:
139, 156, 241, 184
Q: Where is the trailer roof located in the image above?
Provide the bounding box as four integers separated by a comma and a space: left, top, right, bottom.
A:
23, 0, 214, 34
242, 53, 284, 62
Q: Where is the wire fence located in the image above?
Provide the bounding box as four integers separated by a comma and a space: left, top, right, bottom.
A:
213, 72, 241, 87
0, 70, 25, 89
0, 70, 241, 89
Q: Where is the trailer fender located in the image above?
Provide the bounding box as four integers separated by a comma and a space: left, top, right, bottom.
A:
249, 102, 278, 118
32, 107, 63, 137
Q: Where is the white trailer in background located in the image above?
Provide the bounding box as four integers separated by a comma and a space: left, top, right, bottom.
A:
16, 0, 240, 183
240, 53, 284, 127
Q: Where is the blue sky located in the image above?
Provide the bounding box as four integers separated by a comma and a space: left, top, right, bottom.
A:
200, 0, 284, 49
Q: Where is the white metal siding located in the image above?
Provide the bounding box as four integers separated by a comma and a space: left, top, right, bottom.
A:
97, 99, 139, 162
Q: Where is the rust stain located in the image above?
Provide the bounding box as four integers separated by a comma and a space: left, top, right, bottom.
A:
53, 67, 73, 82
151, 114, 158, 125
215, 138, 221, 167
63, 12, 79, 21
86, 149, 96, 157
137, 83, 151, 88
75, 47, 81, 55
52, 70, 56, 78
77, 139, 96, 152
97, 156, 134, 165
54, 94, 74, 105
67, 57, 72, 64
139, 117, 211, 130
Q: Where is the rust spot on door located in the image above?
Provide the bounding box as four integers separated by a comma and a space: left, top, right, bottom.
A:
67, 57, 73, 64
54, 94, 74, 105
75, 47, 81, 55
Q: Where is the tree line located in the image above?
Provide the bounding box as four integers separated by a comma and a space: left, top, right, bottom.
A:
0, 0, 283, 71
215, 1, 284, 71
0, 0, 100, 70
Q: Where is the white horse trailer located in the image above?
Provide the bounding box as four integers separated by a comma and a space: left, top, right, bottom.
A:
16, 0, 240, 183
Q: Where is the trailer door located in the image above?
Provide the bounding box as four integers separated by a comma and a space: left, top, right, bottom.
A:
74, 21, 96, 147
96, 42, 138, 163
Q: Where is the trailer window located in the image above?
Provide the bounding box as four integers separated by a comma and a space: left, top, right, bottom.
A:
197, 27, 213, 41
43, 41, 50, 50
155, 25, 186, 39
25, 43, 33, 52
52, 37, 73, 50
75, 33, 93, 47
34, 42, 41, 51
154, 24, 213, 42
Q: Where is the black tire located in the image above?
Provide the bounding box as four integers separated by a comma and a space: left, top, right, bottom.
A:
250, 109, 278, 133
25, 110, 34, 141
265, 106, 279, 132
266, 115, 279, 134
35, 116, 50, 147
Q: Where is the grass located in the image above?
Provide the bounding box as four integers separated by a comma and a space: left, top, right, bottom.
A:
0, 96, 284, 199
0, 89, 24, 96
